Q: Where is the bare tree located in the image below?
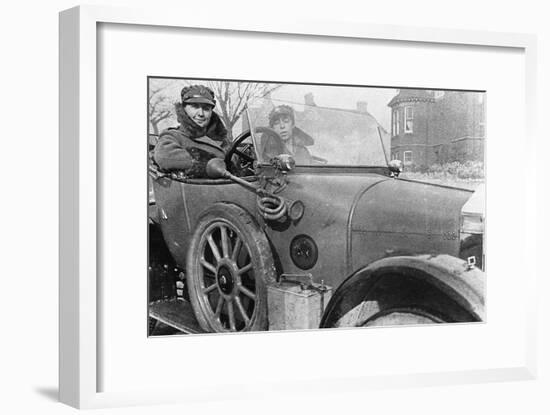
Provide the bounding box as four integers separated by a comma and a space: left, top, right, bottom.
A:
148, 80, 177, 136
205, 81, 280, 140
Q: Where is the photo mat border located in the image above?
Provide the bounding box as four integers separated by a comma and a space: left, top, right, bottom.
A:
60, 4, 538, 409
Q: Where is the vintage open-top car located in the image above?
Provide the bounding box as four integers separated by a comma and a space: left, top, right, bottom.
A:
148, 90, 485, 334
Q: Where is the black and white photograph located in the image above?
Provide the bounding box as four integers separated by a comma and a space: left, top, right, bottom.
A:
147, 78, 486, 335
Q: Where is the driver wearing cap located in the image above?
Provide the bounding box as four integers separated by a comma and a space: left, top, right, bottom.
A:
153, 84, 229, 177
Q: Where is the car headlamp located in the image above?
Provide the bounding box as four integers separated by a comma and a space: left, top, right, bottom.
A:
460, 184, 485, 235
459, 185, 485, 270
270, 154, 295, 172
460, 213, 484, 234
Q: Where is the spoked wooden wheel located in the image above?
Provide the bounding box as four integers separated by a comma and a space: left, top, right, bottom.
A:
186, 204, 275, 332
196, 221, 258, 331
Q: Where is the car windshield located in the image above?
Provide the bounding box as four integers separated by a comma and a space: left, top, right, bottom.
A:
240, 87, 390, 167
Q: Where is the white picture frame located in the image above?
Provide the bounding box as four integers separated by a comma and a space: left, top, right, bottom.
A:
59, 5, 538, 409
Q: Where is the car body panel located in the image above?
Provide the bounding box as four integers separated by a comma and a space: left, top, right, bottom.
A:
152, 176, 189, 264
349, 178, 472, 272
262, 169, 389, 289
153, 177, 257, 267
153, 167, 475, 294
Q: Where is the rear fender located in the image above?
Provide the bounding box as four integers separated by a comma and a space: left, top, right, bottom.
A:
320, 254, 485, 328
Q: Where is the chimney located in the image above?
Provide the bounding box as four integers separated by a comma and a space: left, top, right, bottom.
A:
304, 93, 316, 107
356, 101, 368, 113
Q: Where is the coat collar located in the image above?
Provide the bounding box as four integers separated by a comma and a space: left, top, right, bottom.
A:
175, 102, 228, 144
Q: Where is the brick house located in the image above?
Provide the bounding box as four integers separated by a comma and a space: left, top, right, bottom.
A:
388, 89, 485, 168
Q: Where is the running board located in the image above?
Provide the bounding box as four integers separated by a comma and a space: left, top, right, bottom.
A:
149, 298, 206, 334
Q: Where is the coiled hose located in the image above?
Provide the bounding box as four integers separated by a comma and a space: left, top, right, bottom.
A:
256, 193, 287, 221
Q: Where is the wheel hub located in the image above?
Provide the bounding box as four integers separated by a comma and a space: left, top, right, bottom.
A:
217, 265, 235, 295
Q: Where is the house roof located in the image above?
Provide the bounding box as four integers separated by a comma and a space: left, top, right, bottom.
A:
387, 89, 435, 107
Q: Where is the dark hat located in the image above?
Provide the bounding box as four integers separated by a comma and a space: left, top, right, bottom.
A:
181, 84, 216, 107
269, 105, 295, 127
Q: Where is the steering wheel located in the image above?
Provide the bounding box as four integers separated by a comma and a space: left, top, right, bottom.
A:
224, 131, 255, 175
225, 127, 282, 174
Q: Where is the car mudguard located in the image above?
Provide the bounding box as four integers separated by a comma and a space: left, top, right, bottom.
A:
320, 254, 485, 328
148, 202, 160, 225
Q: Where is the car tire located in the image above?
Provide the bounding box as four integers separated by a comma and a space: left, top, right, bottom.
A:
148, 317, 158, 335
361, 307, 445, 326
186, 203, 276, 332
336, 300, 452, 328
326, 271, 479, 328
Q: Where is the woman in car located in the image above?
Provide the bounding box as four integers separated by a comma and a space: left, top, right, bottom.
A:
262, 105, 314, 165
153, 84, 229, 177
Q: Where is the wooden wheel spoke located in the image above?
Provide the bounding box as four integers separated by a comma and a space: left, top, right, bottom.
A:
206, 234, 221, 262
238, 262, 252, 276
235, 297, 250, 325
238, 284, 256, 301
203, 283, 217, 294
200, 258, 217, 274
227, 300, 236, 331
220, 225, 230, 258
214, 296, 224, 320
231, 237, 242, 262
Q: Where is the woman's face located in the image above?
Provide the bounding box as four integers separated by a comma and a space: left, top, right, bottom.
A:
184, 103, 213, 128
272, 116, 294, 141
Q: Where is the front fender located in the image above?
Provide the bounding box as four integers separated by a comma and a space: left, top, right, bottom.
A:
320, 254, 485, 328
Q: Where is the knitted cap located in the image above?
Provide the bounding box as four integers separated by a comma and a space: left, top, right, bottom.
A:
269, 105, 295, 127
181, 84, 216, 107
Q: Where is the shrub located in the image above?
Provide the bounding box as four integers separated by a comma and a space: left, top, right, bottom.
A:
420, 161, 485, 180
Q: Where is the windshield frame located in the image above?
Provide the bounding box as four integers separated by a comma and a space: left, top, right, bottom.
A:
243, 99, 391, 168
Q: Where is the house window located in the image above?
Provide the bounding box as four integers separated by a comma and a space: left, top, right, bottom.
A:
434, 91, 445, 99
403, 151, 413, 164
392, 109, 400, 136
404, 106, 414, 133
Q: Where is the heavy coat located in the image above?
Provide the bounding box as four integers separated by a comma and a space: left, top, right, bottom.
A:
153, 103, 229, 177
261, 127, 314, 165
